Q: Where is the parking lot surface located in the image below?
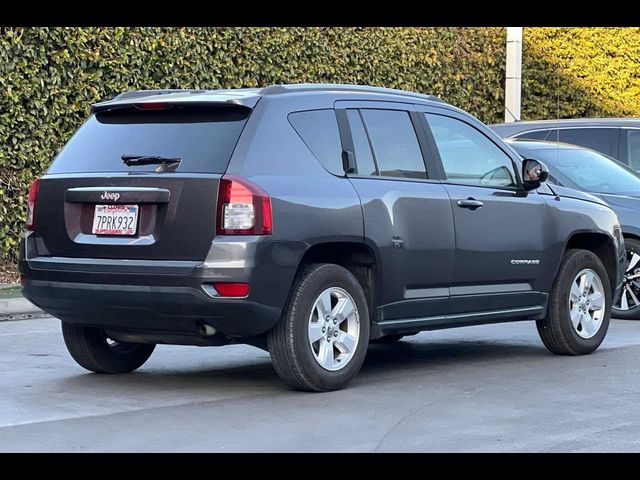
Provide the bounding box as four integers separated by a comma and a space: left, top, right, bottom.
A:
1, 317, 639, 452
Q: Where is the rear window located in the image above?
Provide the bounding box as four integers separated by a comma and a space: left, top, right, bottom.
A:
47, 106, 250, 174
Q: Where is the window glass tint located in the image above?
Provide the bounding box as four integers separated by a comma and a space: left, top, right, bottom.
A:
289, 110, 343, 175
346, 110, 377, 175
426, 114, 517, 188
547, 128, 617, 156
514, 130, 550, 140
525, 147, 640, 195
359, 109, 426, 179
48, 107, 250, 174
626, 129, 640, 171
547, 174, 560, 185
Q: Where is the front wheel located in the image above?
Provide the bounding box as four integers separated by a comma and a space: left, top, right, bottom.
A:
537, 249, 611, 355
612, 237, 640, 320
61, 322, 156, 374
267, 263, 370, 392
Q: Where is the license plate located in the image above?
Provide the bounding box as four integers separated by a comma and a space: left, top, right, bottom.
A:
92, 205, 139, 236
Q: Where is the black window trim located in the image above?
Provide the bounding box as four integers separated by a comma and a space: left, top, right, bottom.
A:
420, 109, 525, 192
334, 108, 355, 175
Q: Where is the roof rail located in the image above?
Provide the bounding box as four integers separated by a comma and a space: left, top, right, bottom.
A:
260, 83, 446, 103
112, 89, 209, 101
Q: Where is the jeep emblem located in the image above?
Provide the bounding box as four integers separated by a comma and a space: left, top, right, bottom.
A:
100, 191, 120, 201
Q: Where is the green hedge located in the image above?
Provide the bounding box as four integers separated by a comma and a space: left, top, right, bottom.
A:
0, 27, 639, 267
522, 27, 640, 119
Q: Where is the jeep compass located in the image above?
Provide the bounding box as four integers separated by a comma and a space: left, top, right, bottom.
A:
20, 84, 626, 391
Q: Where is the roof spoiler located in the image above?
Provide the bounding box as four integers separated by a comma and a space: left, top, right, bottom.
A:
91, 89, 259, 113
112, 89, 208, 101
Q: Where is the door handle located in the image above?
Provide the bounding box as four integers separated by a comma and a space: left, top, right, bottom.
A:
457, 198, 484, 210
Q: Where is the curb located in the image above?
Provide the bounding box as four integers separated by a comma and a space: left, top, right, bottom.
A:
0, 296, 47, 322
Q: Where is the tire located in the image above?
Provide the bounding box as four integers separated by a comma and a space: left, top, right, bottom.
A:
267, 263, 370, 392
61, 322, 156, 374
537, 249, 611, 355
612, 237, 640, 320
371, 334, 405, 344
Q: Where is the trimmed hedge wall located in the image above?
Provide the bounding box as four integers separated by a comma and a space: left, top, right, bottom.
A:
522, 27, 640, 119
0, 27, 639, 268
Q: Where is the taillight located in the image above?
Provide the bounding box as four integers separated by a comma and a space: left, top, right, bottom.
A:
134, 102, 169, 110
26, 178, 40, 231
216, 175, 272, 235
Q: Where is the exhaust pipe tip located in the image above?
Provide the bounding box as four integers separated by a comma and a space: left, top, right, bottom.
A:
199, 324, 217, 337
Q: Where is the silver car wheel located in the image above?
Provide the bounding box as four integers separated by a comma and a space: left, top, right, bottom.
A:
569, 268, 606, 339
615, 251, 640, 311
308, 287, 360, 371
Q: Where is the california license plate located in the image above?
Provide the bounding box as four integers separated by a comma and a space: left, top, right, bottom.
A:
92, 205, 139, 236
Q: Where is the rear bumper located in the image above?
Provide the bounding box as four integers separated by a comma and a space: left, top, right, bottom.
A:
22, 279, 280, 337
19, 233, 307, 338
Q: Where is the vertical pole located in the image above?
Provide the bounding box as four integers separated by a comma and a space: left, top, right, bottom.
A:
505, 27, 523, 123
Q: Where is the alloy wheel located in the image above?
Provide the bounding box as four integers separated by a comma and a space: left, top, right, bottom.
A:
308, 287, 360, 371
569, 268, 606, 339
615, 250, 640, 311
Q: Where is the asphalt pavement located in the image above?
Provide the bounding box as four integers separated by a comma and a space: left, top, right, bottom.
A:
1, 316, 639, 452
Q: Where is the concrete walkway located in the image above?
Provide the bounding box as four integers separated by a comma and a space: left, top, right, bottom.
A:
0, 284, 44, 321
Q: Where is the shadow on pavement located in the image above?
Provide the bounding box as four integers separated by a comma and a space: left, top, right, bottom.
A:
55, 336, 550, 394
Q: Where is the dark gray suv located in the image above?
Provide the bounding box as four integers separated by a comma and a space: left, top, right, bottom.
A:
20, 84, 626, 391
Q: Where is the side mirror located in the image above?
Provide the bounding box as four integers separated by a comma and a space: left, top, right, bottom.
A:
522, 158, 549, 191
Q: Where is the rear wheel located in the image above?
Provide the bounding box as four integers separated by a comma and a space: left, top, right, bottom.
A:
61, 322, 156, 374
612, 237, 640, 320
268, 263, 370, 392
537, 249, 611, 355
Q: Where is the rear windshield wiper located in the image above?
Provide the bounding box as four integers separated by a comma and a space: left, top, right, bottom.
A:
121, 154, 182, 167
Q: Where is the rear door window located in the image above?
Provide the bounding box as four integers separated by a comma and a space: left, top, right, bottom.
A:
358, 109, 427, 179
546, 128, 618, 156
289, 110, 344, 175
48, 106, 251, 174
